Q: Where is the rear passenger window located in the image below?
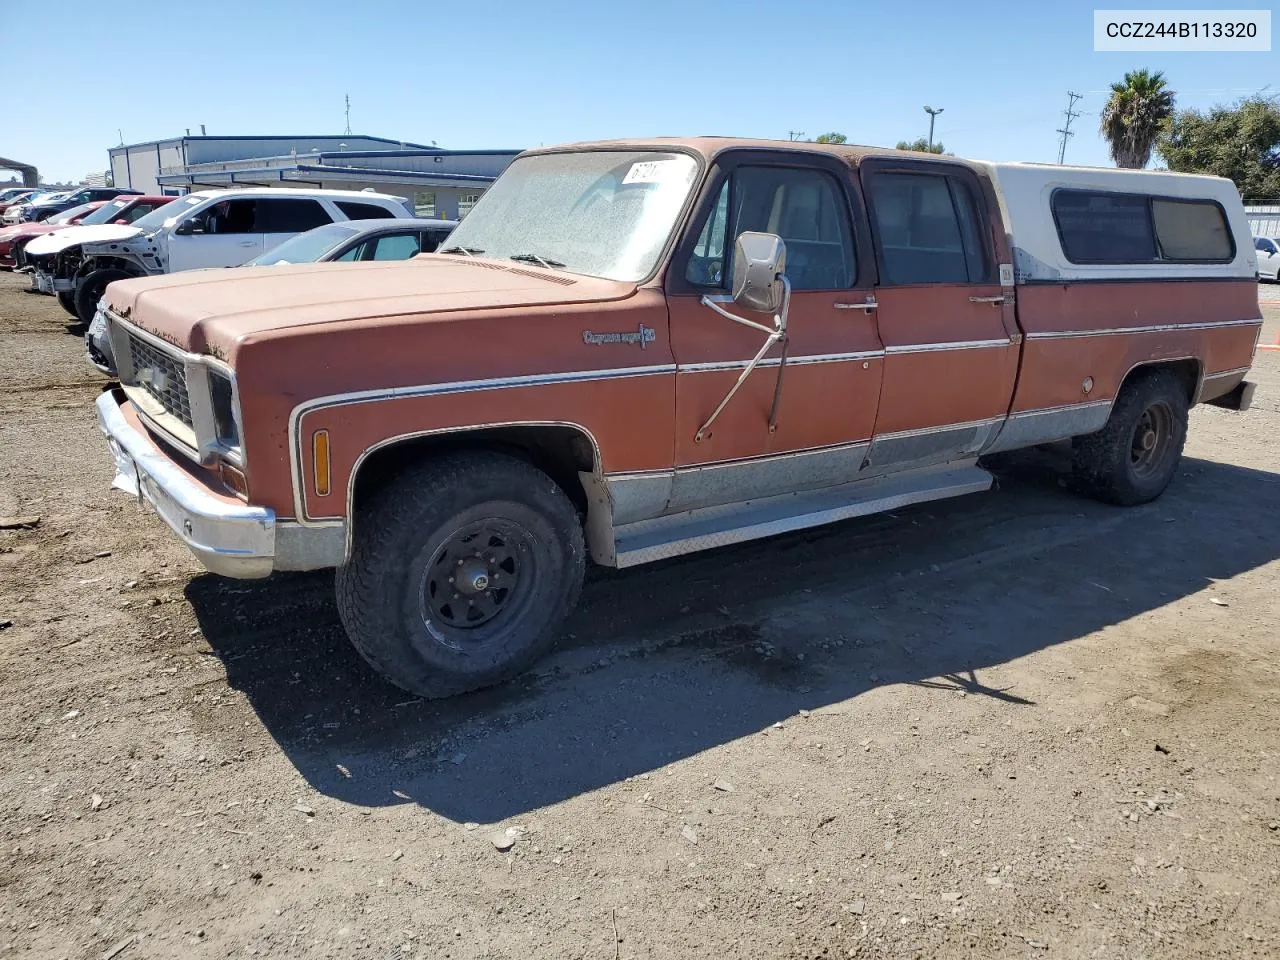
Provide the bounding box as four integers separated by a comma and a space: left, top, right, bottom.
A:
866, 173, 988, 284
1051, 190, 1234, 264
257, 198, 332, 234
336, 201, 395, 221
370, 233, 421, 260
1151, 199, 1233, 261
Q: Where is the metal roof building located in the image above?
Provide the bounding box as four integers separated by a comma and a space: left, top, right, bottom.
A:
109, 135, 520, 220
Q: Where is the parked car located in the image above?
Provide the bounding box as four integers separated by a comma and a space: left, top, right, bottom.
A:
3, 191, 69, 224
0, 190, 51, 222
1255, 235, 1280, 280
90, 138, 1260, 699
242, 218, 457, 266
15, 194, 177, 303
16, 186, 142, 223
0, 186, 37, 205
88, 216, 459, 373
26, 187, 412, 325
0, 200, 106, 269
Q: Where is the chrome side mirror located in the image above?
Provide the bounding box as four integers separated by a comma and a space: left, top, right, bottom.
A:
731, 231, 788, 315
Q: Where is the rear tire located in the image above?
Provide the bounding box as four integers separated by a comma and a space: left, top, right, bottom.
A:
73, 268, 133, 325
335, 451, 586, 699
56, 291, 77, 318
1071, 368, 1189, 506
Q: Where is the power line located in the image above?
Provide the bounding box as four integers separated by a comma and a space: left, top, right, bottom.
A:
1055, 91, 1083, 165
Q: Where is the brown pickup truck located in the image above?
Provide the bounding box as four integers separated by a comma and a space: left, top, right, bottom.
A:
93, 138, 1262, 698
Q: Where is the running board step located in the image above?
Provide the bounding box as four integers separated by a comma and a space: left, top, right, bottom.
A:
612, 462, 993, 568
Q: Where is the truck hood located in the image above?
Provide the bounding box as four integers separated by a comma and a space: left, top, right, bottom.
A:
24, 224, 144, 256
103, 257, 638, 357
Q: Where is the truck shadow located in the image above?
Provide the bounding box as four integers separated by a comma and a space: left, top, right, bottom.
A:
186, 448, 1280, 823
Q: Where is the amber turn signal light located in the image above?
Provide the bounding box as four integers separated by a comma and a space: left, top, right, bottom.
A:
313, 430, 331, 497
218, 462, 249, 500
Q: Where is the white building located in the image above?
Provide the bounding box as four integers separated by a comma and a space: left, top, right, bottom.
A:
109, 135, 520, 220
1245, 202, 1280, 238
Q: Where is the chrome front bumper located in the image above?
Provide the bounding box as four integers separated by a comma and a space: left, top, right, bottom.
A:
96, 390, 276, 578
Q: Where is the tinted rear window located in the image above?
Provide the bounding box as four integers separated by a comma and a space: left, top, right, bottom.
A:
336, 201, 395, 220
257, 198, 333, 233
1051, 189, 1233, 264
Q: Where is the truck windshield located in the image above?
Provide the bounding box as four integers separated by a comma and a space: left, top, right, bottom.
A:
441, 150, 700, 282
244, 222, 362, 266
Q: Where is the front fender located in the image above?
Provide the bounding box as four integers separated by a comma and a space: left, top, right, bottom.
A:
80, 236, 163, 276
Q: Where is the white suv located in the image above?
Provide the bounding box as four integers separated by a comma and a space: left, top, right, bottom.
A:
23, 187, 413, 323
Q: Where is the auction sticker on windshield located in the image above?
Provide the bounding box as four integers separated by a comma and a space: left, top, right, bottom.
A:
622, 160, 686, 184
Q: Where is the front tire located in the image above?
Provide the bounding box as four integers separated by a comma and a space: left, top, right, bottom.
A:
335, 451, 586, 698
1071, 368, 1189, 506
73, 268, 133, 325
56, 291, 77, 318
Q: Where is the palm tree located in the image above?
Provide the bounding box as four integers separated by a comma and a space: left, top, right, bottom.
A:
1100, 69, 1176, 168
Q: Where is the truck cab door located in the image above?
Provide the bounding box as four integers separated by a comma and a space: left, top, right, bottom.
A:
664, 152, 885, 513
168, 198, 265, 272
857, 159, 1020, 474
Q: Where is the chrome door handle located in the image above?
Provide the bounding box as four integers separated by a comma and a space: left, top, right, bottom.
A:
969, 296, 1007, 304
835, 298, 878, 311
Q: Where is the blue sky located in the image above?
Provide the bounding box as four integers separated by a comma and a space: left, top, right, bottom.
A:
6, 0, 1275, 182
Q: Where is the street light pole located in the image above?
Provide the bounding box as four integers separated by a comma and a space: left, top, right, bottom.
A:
923, 105, 944, 151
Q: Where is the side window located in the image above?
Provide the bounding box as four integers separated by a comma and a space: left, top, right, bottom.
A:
1255, 237, 1267, 252
1151, 198, 1233, 262
257, 198, 332, 234
422, 230, 450, 253
414, 192, 437, 217
195, 199, 258, 235
685, 180, 728, 285
866, 172, 988, 284
1052, 190, 1233, 264
335, 201, 395, 221
458, 192, 481, 218
369, 233, 422, 261
120, 203, 159, 223
685, 167, 856, 291
333, 243, 366, 262
1051, 191, 1156, 263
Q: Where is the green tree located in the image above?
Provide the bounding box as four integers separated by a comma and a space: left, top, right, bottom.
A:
1099, 69, 1176, 169
1157, 95, 1280, 199
815, 132, 848, 144
895, 137, 944, 154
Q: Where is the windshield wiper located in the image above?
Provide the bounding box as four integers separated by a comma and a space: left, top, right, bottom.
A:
509, 253, 566, 269
441, 245, 483, 256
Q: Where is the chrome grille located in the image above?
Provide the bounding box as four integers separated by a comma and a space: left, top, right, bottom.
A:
128, 333, 192, 428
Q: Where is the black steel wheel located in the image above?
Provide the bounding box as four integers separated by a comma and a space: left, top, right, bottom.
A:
1072, 368, 1189, 506
336, 451, 585, 698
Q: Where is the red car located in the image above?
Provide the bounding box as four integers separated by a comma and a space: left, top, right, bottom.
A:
4, 194, 171, 271
0, 201, 105, 269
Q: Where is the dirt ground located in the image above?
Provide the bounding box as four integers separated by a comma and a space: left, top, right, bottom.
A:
1, 271, 1278, 960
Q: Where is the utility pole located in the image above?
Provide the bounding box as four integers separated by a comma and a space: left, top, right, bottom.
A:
788, 130, 806, 142
1056, 91, 1083, 165
923, 106, 944, 150
344, 94, 352, 136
